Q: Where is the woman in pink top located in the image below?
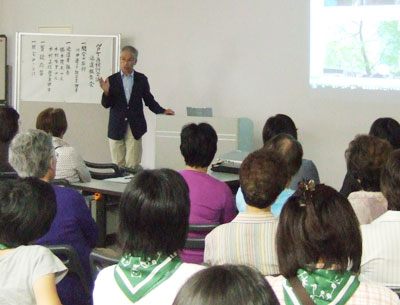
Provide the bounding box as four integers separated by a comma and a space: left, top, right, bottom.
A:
179, 123, 237, 264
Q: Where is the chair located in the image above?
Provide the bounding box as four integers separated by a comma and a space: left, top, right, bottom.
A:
84, 161, 123, 180
184, 223, 219, 250
52, 178, 70, 186
186, 107, 213, 117
120, 165, 143, 175
391, 287, 400, 298
0, 173, 70, 187
89, 248, 120, 281
46, 245, 92, 301
0, 171, 18, 180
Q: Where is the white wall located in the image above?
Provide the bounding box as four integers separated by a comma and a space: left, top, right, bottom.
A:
2, 0, 400, 189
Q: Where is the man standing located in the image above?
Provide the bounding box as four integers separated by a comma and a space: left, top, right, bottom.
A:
99, 46, 174, 169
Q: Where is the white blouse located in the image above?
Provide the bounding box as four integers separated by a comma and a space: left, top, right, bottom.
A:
93, 263, 205, 305
53, 137, 91, 183
348, 191, 387, 225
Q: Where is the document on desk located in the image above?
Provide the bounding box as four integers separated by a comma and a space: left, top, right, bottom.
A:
104, 175, 134, 183
211, 150, 250, 174
219, 150, 250, 163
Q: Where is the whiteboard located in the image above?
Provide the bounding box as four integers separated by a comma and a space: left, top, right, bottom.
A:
14, 32, 120, 104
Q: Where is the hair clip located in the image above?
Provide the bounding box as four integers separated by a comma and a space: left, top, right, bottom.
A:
304, 179, 316, 192
298, 179, 316, 207
298, 180, 316, 192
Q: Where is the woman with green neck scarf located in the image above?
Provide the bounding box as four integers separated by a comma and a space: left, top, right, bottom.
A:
93, 169, 205, 305
266, 181, 399, 305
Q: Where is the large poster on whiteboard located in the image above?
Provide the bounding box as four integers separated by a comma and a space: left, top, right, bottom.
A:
17, 33, 119, 103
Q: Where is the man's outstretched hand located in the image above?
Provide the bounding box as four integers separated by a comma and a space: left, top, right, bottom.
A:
99, 77, 110, 96
164, 109, 175, 115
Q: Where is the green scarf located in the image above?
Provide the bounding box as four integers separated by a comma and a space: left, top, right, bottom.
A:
284, 268, 360, 305
114, 252, 183, 303
0, 243, 8, 250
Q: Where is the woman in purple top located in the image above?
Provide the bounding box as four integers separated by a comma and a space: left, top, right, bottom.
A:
179, 123, 237, 264
36, 185, 98, 305
9, 129, 98, 305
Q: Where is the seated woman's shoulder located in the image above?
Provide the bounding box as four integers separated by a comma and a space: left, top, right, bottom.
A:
354, 282, 400, 304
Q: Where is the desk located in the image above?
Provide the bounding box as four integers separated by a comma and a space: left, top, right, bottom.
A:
71, 172, 239, 247
209, 171, 238, 183
71, 179, 127, 247
72, 179, 127, 196
209, 171, 240, 194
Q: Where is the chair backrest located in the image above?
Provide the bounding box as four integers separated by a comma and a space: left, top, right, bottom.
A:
120, 165, 143, 175
0, 173, 70, 187
184, 223, 219, 250
391, 287, 400, 298
186, 107, 213, 117
0, 171, 18, 180
89, 248, 120, 281
46, 244, 92, 300
52, 178, 70, 186
84, 161, 123, 180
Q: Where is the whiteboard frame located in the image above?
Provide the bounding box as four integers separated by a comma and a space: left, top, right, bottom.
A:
0, 35, 6, 103
13, 32, 121, 110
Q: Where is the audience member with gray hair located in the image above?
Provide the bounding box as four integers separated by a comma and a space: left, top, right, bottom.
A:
9, 129, 54, 178
9, 129, 98, 305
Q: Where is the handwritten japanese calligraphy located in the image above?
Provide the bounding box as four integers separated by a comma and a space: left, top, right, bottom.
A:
20, 35, 114, 103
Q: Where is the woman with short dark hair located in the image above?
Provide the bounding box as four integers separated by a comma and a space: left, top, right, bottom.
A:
0, 178, 67, 305
0, 106, 19, 172
93, 169, 205, 305
36, 107, 91, 182
266, 182, 399, 304
261, 114, 319, 190
369, 117, 400, 149
179, 123, 236, 264
262, 114, 298, 144
173, 265, 279, 305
